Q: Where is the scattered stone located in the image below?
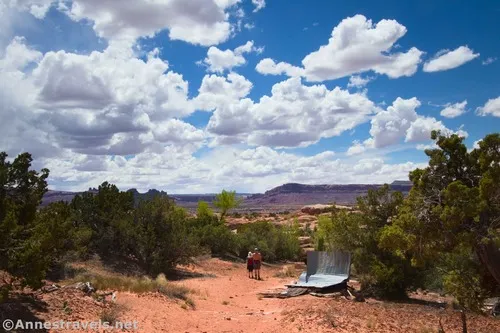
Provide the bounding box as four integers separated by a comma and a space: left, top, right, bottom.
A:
64, 282, 95, 294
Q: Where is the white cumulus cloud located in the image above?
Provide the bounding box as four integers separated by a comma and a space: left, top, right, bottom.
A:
0, 37, 200, 158
346, 140, 366, 156
476, 96, 500, 117
206, 76, 379, 148
194, 72, 253, 111
256, 15, 423, 82
6, 0, 237, 46
256, 58, 305, 77
440, 100, 468, 118
40, 145, 425, 194
200, 40, 262, 73
366, 97, 467, 149
347, 75, 373, 88
423, 46, 479, 72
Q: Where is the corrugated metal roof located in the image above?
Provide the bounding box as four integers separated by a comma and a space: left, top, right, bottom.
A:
287, 251, 351, 289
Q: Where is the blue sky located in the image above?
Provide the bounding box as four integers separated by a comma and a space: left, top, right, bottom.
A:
1, 0, 499, 193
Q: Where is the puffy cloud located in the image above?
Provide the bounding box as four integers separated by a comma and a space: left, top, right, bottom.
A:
367, 97, 467, 149
346, 140, 366, 156
476, 96, 500, 117
41, 145, 425, 193
194, 72, 253, 111
423, 46, 479, 72
440, 100, 467, 118
0, 36, 42, 69
257, 15, 423, 82
206, 76, 378, 148
255, 58, 305, 77
1, 0, 53, 19
371, 47, 423, 78
214, 0, 241, 9
200, 40, 262, 73
302, 15, 423, 81
7, 0, 236, 46
404, 117, 449, 142
0, 37, 201, 158
153, 119, 205, 146
347, 75, 373, 88
206, 98, 254, 137
0, 37, 58, 158
369, 97, 420, 148
251, 0, 266, 12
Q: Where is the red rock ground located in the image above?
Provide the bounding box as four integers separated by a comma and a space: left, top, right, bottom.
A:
8, 258, 498, 333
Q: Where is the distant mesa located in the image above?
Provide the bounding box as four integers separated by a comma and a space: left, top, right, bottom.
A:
41, 180, 412, 210
244, 181, 412, 208
390, 180, 413, 186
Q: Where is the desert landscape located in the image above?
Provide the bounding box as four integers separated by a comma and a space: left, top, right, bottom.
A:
3, 138, 500, 332
2, 1, 500, 332
5, 256, 500, 333
40, 181, 413, 212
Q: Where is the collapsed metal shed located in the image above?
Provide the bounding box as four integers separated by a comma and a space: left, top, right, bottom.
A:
287, 251, 351, 289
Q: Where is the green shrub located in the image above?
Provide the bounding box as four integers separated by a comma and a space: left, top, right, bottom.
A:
316, 185, 421, 299
132, 197, 200, 275
0, 152, 55, 296
235, 221, 301, 262
189, 211, 237, 256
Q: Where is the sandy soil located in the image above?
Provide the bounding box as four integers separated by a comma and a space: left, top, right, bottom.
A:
11, 258, 500, 333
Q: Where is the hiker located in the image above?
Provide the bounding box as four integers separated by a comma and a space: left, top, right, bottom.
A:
246, 252, 254, 278
252, 248, 262, 280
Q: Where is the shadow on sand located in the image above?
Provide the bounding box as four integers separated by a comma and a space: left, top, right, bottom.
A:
0, 293, 49, 333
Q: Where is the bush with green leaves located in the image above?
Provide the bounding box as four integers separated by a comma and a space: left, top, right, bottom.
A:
235, 221, 301, 262
189, 201, 237, 256
132, 196, 199, 275
315, 185, 423, 299
380, 132, 500, 309
70, 182, 135, 258
0, 152, 52, 300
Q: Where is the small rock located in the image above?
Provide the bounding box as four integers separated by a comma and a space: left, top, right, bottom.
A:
225, 317, 231, 321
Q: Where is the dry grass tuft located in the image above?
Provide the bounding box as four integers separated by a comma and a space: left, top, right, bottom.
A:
274, 265, 298, 278
69, 266, 193, 304
100, 304, 126, 325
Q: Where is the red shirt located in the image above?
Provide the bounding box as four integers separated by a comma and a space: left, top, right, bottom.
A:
247, 257, 254, 265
